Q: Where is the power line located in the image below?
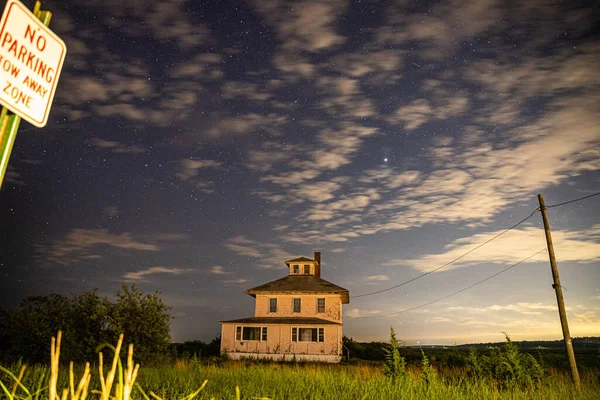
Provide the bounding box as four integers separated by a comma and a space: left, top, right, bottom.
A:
353, 207, 540, 299
353, 248, 547, 319
546, 191, 600, 208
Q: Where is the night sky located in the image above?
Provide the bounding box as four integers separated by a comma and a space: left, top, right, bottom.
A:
1, 0, 599, 345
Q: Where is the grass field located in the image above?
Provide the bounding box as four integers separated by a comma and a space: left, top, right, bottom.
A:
1, 332, 599, 400
2, 359, 600, 400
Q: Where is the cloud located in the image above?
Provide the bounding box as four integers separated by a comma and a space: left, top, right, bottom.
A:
103, 206, 119, 217
326, 50, 403, 83
222, 278, 249, 284
386, 225, 600, 272
37, 229, 159, 265
247, 142, 297, 172
387, 92, 470, 131
222, 81, 273, 102
448, 302, 558, 315
52, 4, 222, 125
366, 275, 389, 281
145, 0, 210, 49
208, 113, 287, 138
210, 266, 231, 275
270, 87, 600, 244
124, 266, 186, 282
176, 159, 223, 181
377, 0, 502, 58
225, 236, 264, 258
253, 0, 347, 52
91, 138, 145, 154
225, 236, 296, 269
4, 166, 26, 186
346, 308, 382, 318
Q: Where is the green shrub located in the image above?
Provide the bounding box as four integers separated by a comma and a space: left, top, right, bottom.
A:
421, 350, 436, 384
468, 333, 545, 389
382, 327, 406, 380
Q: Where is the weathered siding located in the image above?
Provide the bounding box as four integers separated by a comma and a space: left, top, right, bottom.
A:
254, 294, 342, 322
220, 323, 342, 358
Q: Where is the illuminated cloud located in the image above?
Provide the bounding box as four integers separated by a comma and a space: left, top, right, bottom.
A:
253, 0, 347, 52
208, 113, 287, 138
91, 138, 145, 154
124, 266, 186, 282
366, 275, 390, 281
210, 266, 231, 275
346, 308, 382, 318
225, 236, 296, 269
386, 226, 600, 272
222, 278, 249, 284
37, 229, 159, 265
176, 159, 223, 181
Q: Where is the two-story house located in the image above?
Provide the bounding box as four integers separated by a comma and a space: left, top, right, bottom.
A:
220, 252, 350, 362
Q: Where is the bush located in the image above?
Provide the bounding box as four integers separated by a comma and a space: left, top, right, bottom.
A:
382, 327, 407, 380
421, 350, 436, 384
468, 333, 545, 388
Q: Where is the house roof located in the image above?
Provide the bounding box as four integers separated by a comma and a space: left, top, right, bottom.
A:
220, 317, 341, 325
284, 256, 315, 264
246, 275, 350, 304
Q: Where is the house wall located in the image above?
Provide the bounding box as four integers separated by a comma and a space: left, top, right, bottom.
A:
220, 323, 342, 359
254, 294, 342, 322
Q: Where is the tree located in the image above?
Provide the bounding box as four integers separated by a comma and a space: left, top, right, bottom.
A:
107, 285, 172, 364
70, 290, 112, 361
7, 294, 79, 362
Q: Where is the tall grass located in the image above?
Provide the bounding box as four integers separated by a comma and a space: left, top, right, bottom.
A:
1, 331, 598, 400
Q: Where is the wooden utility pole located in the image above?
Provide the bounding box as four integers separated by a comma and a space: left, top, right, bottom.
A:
538, 194, 580, 388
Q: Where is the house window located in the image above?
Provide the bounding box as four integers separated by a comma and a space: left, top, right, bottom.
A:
317, 298, 325, 313
242, 327, 261, 341
261, 327, 268, 341
236, 326, 241, 340
269, 298, 277, 313
293, 264, 299, 274
304, 264, 310, 274
292, 328, 324, 342
293, 298, 301, 313
300, 328, 315, 342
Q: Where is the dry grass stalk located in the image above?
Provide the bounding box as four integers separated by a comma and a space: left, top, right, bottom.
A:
69, 361, 91, 400
49, 331, 62, 400
10, 364, 26, 398
99, 334, 124, 400
123, 344, 140, 400
42, 331, 204, 400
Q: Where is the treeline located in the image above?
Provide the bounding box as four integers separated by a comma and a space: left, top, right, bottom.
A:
456, 337, 600, 349
0, 285, 172, 365
170, 338, 222, 359
342, 336, 600, 371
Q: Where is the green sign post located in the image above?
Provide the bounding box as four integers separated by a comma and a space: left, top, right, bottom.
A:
0, 0, 66, 188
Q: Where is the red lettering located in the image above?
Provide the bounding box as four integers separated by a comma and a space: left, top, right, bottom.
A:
1, 32, 12, 49
17, 44, 27, 63
36, 35, 46, 52
24, 25, 35, 44
7, 40, 17, 57
45, 67, 54, 83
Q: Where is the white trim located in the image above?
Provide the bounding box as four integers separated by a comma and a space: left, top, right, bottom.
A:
227, 352, 342, 363
236, 325, 268, 342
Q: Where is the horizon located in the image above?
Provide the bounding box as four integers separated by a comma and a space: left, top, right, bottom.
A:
1, 0, 599, 346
